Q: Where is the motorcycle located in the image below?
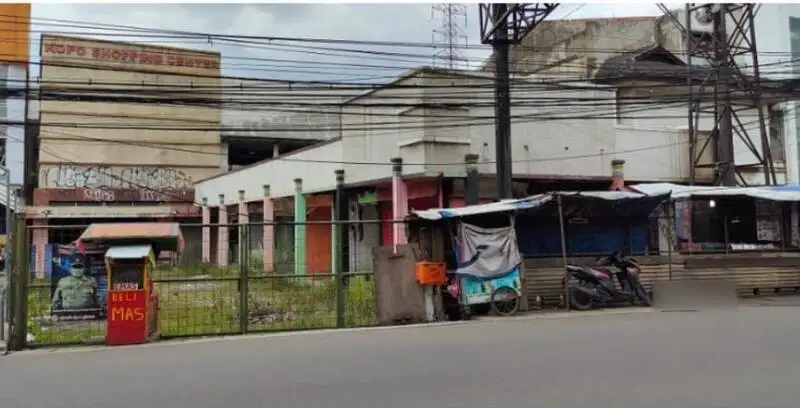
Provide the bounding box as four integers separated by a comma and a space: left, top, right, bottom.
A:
564, 251, 651, 310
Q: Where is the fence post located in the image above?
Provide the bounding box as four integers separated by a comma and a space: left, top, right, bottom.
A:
10, 216, 28, 350
334, 169, 346, 328
238, 190, 249, 334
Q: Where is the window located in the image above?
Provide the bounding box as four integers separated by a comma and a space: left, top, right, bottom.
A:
769, 106, 785, 162
791, 17, 800, 75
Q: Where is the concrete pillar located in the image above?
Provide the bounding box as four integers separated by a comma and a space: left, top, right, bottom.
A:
217, 194, 229, 267
201, 197, 211, 263
610, 159, 626, 191
238, 190, 248, 265
272, 144, 280, 158
32, 219, 48, 279
391, 157, 408, 247
465, 153, 480, 206
785, 102, 799, 184
294, 178, 307, 276
220, 142, 230, 173
262, 184, 274, 273
332, 170, 344, 276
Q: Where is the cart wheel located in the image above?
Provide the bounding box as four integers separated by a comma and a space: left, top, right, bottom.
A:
490, 286, 520, 316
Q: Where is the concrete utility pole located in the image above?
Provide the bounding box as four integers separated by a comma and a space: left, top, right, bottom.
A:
478, 3, 559, 199
492, 3, 513, 200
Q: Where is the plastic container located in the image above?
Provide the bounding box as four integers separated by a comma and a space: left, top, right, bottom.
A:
415, 261, 446, 286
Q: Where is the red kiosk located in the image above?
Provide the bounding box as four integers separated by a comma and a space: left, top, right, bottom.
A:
76, 223, 184, 346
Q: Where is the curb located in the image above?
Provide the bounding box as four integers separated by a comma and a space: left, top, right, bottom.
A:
6, 308, 657, 357
473, 307, 655, 322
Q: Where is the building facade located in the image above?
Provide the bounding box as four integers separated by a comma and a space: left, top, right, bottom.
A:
29, 34, 222, 273
193, 11, 796, 276
750, 4, 800, 184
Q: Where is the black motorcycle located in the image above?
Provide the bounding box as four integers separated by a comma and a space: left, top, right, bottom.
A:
564, 251, 651, 310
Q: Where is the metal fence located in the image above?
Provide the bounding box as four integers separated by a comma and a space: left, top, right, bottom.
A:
21, 220, 381, 347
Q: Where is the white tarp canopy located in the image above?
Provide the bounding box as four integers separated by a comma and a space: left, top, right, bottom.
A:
630, 183, 800, 202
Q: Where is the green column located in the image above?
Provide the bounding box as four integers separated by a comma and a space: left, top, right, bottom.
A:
294, 178, 307, 277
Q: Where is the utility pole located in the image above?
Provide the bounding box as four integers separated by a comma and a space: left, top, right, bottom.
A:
478, 3, 558, 200
493, 3, 512, 200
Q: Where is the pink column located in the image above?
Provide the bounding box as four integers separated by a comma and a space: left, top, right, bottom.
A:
32, 219, 48, 279
201, 197, 211, 263
390, 157, 408, 246
238, 190, 248, 265
262, 184, 275, 272
217, 194, 229, 267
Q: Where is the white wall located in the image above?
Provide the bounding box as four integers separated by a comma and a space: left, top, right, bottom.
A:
407, 78, 763, 182
222, 78, 363, 142
750, 4, 800, 184
746, 4, 799, 79
195, 139, 346, 202
196, 72, 784, 203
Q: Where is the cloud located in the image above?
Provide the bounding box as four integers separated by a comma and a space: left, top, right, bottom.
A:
30, 3, 675, 82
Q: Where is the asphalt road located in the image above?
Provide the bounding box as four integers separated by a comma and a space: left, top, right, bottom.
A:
1, 305, 800, 408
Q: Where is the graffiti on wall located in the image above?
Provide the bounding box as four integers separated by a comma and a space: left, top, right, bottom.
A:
42, 165, 194, 190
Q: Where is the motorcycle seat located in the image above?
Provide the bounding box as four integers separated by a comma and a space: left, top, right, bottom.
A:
567, 265, 608, 273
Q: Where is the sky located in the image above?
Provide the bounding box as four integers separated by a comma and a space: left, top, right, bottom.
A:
30, 3, 680, 82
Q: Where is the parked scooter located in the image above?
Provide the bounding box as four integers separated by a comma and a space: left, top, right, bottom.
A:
564, 251, 651, 310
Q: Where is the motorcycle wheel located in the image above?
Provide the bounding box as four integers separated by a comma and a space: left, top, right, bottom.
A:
490, 286, 520, 316
634, 281, 651, 307
568, 286, 595, 311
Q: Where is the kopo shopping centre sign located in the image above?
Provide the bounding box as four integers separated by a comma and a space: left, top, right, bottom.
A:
43, 41, 220, 71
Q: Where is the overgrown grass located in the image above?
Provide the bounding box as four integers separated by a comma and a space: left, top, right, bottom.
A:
24, 265, 377, 347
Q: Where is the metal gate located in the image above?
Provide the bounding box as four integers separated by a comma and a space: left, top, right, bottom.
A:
13, 220, 379, 348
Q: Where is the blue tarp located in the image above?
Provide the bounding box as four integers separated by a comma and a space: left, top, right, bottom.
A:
630, 182, 800, 201
412, 189, 671, 256
412, 190, 669, 221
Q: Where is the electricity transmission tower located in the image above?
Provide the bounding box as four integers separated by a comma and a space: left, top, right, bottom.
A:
659, 3, 775, 186
431, 3, 468, 70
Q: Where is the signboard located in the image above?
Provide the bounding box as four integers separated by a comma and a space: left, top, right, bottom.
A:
357, 191, 378, 205
42, 41, 220, 70
40, 34, 221, 77
106, 289, 148, 345
50, 248, 107, 320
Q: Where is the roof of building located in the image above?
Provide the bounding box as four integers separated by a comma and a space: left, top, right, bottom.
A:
80, 222, 182, 241
105, 245, 154, 260
589, 44, 695, 83
79, 222, 184, 253
588, 44, 798, 100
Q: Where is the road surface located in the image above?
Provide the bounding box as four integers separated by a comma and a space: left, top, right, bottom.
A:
1, 304, 799, 408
